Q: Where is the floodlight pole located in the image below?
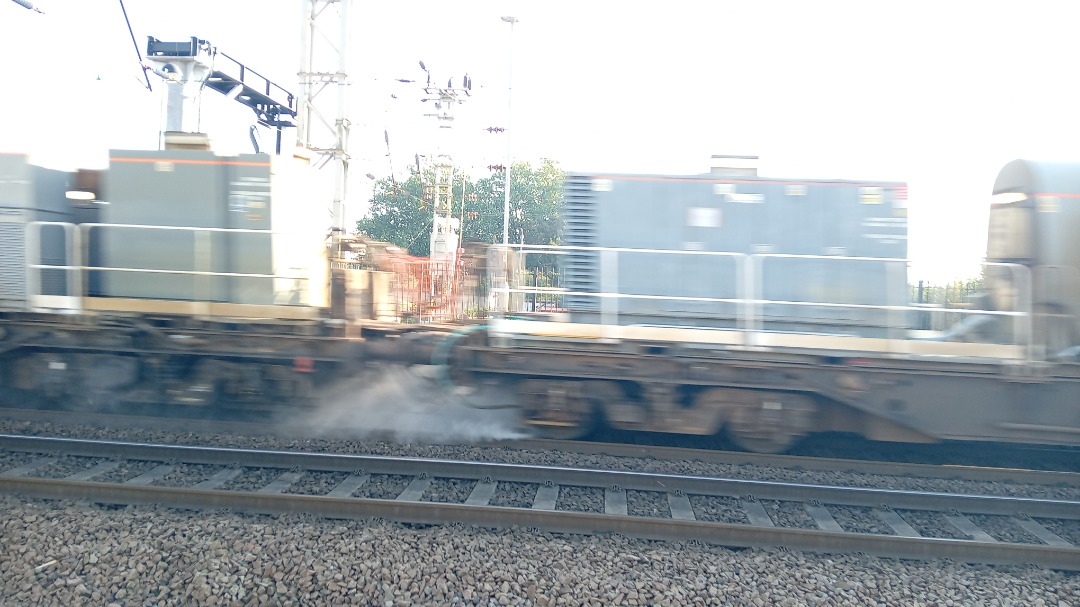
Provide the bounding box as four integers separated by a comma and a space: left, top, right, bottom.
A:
500, 16, 517, 251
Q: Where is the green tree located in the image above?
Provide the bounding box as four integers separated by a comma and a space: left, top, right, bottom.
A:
909, 271, 986, 306
358, 159, 563, 266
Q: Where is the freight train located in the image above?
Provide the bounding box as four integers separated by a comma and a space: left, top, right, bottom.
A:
2, 149, 1080, 453
443, 159, 1080, 452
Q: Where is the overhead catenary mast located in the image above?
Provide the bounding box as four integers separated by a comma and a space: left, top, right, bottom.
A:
142, 36, 297, 152
297, 0, 352, 237
416, 62, 473, 269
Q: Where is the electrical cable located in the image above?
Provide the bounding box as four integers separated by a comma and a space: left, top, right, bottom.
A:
117, 0, 152, 91
10, 0, 43, 13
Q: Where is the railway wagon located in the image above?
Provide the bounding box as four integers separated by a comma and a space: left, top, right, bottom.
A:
0, 149, 437, 410
437, 160, 1080, 452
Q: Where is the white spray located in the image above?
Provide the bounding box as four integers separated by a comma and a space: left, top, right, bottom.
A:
284, 363, 530, 444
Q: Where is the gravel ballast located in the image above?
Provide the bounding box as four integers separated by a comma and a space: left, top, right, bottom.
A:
3, 419, 1078, 501
1, 417, 1079, 605
2, 495, 1078, 607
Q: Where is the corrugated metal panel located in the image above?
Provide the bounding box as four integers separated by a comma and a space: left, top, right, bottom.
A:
562, 174, 599, 311
0, 216, 26, 304
0, 156, 73, 309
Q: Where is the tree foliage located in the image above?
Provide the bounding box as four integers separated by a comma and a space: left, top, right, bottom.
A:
909, 267, 986, 306
357, 159, 563, 265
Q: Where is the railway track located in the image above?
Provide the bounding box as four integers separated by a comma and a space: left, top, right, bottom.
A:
4, 406, 1079, 482
1, 434, 1078, 571
496, 438, 1080, 485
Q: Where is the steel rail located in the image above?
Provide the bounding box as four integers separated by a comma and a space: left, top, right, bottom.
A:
0, 407, 285, 436
494, 438, 1080, 487
1, 476, 1077, 572
2, 434, 1078, 519
1, 407, 1077, 487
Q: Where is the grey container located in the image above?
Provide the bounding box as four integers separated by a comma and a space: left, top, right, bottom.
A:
561, 173, 909, 335
99, 150, 274, 304
0, 154, 73, 309
986, 159, 1080, 352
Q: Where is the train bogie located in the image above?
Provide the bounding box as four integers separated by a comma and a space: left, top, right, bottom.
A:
0, 311, 343, 411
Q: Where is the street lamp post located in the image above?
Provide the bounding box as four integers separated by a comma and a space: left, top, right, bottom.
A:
500, 15, 517, 250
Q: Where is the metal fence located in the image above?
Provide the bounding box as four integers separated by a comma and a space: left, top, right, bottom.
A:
488, 244, 1035, 361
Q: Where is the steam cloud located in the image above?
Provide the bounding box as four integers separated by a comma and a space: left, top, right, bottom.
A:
285, 364, 530, 444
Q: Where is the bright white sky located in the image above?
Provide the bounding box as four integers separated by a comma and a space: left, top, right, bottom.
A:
2, 0, 1079, 283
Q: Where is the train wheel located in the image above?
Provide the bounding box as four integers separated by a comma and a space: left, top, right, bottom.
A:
518, 380, 598, 440
724, 392, 816, 454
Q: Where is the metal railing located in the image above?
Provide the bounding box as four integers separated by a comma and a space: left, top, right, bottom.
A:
490, 244, 1037, 362
22, 227, 1041, 362
491, 243, 749, 327
25, 222, 317, 313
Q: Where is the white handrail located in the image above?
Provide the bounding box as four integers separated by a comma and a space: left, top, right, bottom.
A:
491, 244, 1037, 361
25, 222, 318, 309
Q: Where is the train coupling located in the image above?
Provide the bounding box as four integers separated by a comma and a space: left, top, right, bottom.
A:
357, 331, 445, 365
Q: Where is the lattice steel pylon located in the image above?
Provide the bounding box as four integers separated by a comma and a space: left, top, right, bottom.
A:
428, 160, 459, 263
418, 71, 473, 267
297, 0, 352, 236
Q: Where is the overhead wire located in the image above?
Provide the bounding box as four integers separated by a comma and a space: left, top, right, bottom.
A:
375, 106, 437, 253
117, 0, 153, 91
10, 0, 43, 13
373, 72, 491, 252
